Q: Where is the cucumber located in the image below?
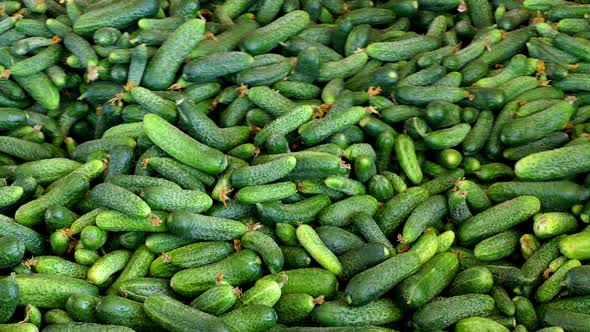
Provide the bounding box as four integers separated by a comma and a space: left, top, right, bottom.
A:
541, 309, 590, 332
513, 295, 539, 330
312, 298, 402, 327
455, 317, 509, 332
231, 156, 296, 188
412, 294, 496, 331
42, 323, 134, 332
191, 284, 239, 315
239, 278, 281, 307
367, 36, 440, 62
240, 10, 310, 55
296, 224, 342, 276
241, 230, 284, 274
221, 304, 277, 332
183, 52, 254, 83
144, 294, 229, 332
487, 181, 590, 212
274, 293, 318, 324
146, 157, 215, 189
14, 273, 98, 308
318, 194, 380, 227
515, 145, 590, 181
96, 296, 156, 331
394, 134, 422, 185
236, 181, 297, 204
143, 113, 227, 175
32, 256, 88, 279
90, 183, 151, 218
563, 266, 590, 295
117, 278, 176, 303
87, 250, 131, 286
501, 100, 576, 146
474, 230, 520, 261
143, 19, 205, 90
522, 236, 564, 284
15, 173, 90, 227
402, 195, 448, 243
142, 187, 212, 214
447, 266, 494, 295
536, 259, 581, 303
376, 186, 430, 236
395, 252, 459, 309
458, 196, 541, 245
345, 250, 429, 306
167, 211, 246, 241
257, 195, 331, 225
170, 249, 263, 297
73, 0, 160, 36
0, 275, 18, 323
533, 212, 577, 239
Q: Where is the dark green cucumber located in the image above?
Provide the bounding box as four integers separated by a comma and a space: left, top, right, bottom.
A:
14, 273, 98, 309
144, 294, 229, 332
458, 196, 541, 245
376, 186, 430, 236
96, 296, 156, 331
170, 249, 263, 297
73, 0, 160, 36
413, 294, 496, 331
487, 181, 590, 211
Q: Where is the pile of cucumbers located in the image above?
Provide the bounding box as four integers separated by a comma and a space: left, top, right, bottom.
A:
2, 0, 590, 331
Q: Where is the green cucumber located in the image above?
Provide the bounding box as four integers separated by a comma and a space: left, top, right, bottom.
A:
394, 134, 422, 185
488, 181, 590, 212
513, 295, 539, 331
42, 323, 134, 332
395, 252, 458, 309
220, 304, 277, 332
458, 196, 541, 245
257, 195, 331, 225
32, 256, 88, 279
167, 210, 246, 241
143, 19, 205, 90
533, 212, 577, 239
142, 187, 212, 214
447, 266, 494, 295
191, 284, 239, 315
297, 224, 342, 276
87, 250, 131, 286
563, 266, 590, 296
536, 259, 581, 303
15, 173, 89, 227
14, 273, 98, 308
345, 250, 428, 306
312, 298, 402, 327
240, 10, 310, 55
90, 183, 151, 218
144, 294, 229, 332
522, 236, 564, 284
474, 230, 520, 261
117, 278, 176, 303
413, 294, 496, 331
402, 195, 448, 243
274, 293, 318, 324
515, 145, 590, 181
259, 267, 337, 297
455, 317, 509, 332
376, 186, 430, 236
96, 296, 156, 330
73, 0, 159, 36
236, 181, 297, 204
239, 278, 281, 307
170, 249, 263, 297
241, 230, 284, 274
0, 274, 18, 323
143, 113, 227, 175
319, 194, 380, 227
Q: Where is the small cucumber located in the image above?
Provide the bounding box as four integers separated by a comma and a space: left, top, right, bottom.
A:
170, 249, 263, 297
413, 294, 496, 331
144, 294, 229, 332
191, 284, 239, 315
474, 230, 520, 261
241, 230, 284, 274
14, 274, 98, 309
458, 196, 541, 245
296, 224, 342, 277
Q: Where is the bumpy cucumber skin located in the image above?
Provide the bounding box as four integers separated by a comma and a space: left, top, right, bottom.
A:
0, 275, 18, 323
170, 249, 263, 297
515, 145, 590, 181
396, 252, 459, 309
14, 274, 99, 309
73, 0, 160, 36
297, 224, 343, 277
458, 196, 541, 245
144, 294, 229, 332
241, 230, 284, 274
413, 294, 496, 331
241, 10, 311, 55
143, 19, 205, 90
